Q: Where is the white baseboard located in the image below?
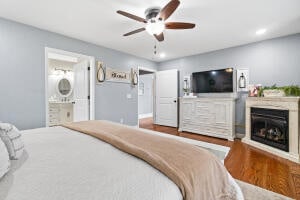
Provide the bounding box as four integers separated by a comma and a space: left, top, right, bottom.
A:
139, 113, 153, 119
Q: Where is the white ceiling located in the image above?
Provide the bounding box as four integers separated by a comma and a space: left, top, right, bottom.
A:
0, 0, 300, 62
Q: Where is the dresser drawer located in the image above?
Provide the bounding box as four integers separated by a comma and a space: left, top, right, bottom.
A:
49, 123, 59, 127
49, 103, 59, 107
49, 110, 59, 115
193, 115, 214, 125
49, 112, 59, 117
49, 107, 59, 112
49, 117, 59, 124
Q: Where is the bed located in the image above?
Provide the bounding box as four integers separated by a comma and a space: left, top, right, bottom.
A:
0, 121, 243, 200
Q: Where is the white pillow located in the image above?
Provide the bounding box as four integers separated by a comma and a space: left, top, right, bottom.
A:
0, 138, 10, 179
0, 123, 24, 160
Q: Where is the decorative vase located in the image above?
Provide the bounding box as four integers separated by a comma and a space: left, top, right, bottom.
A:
97, 62, 105, 82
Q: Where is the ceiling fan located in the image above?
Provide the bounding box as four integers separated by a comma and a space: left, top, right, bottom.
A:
117, 0, 195, 42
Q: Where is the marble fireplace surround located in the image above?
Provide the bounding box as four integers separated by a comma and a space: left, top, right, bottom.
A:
242, 97, 300, 163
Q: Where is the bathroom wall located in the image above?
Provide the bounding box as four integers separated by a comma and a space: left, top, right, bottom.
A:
157, 33, 300, 134
0, 17, 157, 130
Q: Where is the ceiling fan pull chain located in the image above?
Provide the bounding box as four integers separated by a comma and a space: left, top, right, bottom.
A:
154, 40, 158, 56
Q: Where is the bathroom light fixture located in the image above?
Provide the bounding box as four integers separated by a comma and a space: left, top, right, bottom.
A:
256, 28, 267, 35
146, 19, 165, 35
55, 68, 72, 74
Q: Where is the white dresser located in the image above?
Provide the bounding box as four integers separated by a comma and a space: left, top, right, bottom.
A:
179, 97, 236, 140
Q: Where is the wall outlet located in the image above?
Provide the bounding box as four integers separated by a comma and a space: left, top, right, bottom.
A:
120, 118, 124, 124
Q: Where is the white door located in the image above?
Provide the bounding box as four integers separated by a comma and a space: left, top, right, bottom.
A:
155, 69, 178, 127
73, 60, 90, 122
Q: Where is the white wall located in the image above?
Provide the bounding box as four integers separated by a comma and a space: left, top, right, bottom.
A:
138, 74, 153, 117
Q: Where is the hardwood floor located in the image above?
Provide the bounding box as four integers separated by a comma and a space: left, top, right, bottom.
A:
139, 117, 300, 199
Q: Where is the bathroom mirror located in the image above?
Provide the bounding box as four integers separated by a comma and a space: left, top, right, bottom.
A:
57, 78, 72, 97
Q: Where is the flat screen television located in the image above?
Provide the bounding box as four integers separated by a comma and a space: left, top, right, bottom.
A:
192, 68, 233, 93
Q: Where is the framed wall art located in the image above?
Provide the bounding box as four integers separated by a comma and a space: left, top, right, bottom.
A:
105, 67, 131, 84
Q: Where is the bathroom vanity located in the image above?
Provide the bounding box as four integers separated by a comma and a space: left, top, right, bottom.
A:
48, 74, 74, 126
49, 102, 73, 126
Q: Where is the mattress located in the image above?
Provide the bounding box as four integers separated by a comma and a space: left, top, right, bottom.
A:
0, 125, 237, 200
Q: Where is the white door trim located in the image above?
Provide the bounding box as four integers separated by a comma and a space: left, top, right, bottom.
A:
138, 66, 156, 73
137, 66, 156, 127
45, 47, 95, 127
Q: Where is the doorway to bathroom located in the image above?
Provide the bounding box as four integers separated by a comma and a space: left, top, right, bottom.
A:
138, 67, 155, 127
45, 48, 95, 127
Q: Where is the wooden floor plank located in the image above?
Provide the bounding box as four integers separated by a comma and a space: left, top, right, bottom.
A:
139, 117, 300, 199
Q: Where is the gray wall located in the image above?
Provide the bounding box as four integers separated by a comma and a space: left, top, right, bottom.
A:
138, 74, 154, 115
157, 33, 300, 133
1, 16, 299, 132
0, 18, 157, 130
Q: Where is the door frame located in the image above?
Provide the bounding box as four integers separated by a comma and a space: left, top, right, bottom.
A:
45, 47, 95, 127
137, 66, 156, 127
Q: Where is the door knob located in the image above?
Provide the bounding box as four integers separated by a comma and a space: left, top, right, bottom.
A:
174, 100, 177, 103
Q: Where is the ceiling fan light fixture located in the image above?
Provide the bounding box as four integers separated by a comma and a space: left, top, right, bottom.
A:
160, 53, 166, 58
117, 0, 195, 42
146, 20, 165, 35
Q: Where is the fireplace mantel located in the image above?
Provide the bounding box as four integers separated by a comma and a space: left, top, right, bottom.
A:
242, 97, 300, 163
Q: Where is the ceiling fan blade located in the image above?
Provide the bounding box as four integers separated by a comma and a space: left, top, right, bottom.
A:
154, 33, 164, 42
123, 28, 146, 36
158, 0, 180, 21
165, 22, 195, 29
117, 10, 147, 23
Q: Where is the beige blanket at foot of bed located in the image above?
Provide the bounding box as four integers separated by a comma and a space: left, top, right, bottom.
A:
63, 120, 242, 200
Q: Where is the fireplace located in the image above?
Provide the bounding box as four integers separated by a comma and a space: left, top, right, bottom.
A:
251, 107, 289, 152
244, 97, 299, 163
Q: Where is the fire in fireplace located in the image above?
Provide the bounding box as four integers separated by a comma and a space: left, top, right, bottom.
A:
251, 107, 289, 152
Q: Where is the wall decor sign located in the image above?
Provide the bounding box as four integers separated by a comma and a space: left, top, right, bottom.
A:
96, 62, 136, 84
106, 67, 131, 83
236, 68, 249, 92
96, 61, 105, 83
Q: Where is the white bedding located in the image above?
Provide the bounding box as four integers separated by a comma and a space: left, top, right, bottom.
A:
0, 126, 239, 200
